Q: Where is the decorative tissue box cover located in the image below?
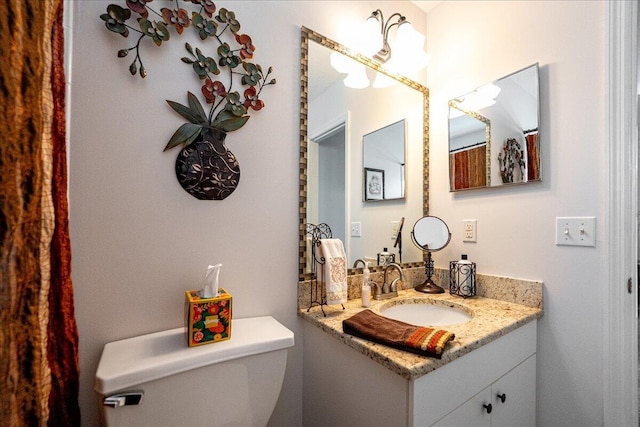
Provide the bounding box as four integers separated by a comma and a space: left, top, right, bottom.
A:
185, 288, 232, 347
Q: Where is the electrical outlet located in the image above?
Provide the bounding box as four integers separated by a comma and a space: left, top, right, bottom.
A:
351, 222, 361, 237
391, 221, 400, 240
463, 219, 477, 242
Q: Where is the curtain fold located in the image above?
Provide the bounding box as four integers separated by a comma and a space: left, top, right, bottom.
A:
526, 132, 540, 181
449, 145, 487, 190
0, 1, 80, 426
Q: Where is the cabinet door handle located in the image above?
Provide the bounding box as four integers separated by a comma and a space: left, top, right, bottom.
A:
483, 403, 493, 414
497, 393, 506, 403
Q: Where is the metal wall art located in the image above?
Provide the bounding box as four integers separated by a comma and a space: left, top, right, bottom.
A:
100, 1, 276, 200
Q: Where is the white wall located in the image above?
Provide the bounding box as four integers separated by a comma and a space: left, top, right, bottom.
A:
68, 1, 426, 426
427, 1, 606, 425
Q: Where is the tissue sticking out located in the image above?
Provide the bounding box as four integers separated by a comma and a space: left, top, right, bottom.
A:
201, 263, 222, 298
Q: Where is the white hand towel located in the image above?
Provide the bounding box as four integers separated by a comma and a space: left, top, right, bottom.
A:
319, 239, 348, 305
306, 235, 313, 275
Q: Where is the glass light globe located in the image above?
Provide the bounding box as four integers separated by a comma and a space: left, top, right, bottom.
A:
396, 22, 425, 50
391, 23, 429, 72
477, 83, 501, 101
372, 72, 397, 88
359, 17, 383, 56
330, 52, 357, 74
343, 64, 370, 89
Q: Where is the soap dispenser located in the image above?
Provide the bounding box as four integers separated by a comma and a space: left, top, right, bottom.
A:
377, 248, 394, 266
361, 262, 371, 308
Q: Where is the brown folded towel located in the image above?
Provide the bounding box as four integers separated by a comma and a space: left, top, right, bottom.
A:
342, 309, 455, 358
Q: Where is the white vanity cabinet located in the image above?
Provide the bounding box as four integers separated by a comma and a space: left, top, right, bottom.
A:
432, 354, 536, 426
303, 320, 537, 427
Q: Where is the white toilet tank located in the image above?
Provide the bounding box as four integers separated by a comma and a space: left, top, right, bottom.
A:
95, 316, 294, 427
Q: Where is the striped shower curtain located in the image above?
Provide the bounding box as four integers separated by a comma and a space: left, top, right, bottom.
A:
449, 145, 487, 190
0, 1, 81, 426
525, 132, 540, 181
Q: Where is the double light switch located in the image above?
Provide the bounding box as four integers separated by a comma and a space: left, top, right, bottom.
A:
555, 217, 596, 247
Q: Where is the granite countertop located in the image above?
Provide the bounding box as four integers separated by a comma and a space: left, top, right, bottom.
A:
298, 290, 543, 381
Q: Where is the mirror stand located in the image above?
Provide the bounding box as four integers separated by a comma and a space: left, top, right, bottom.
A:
415, 251, 444, 293
410, 216, 452, 294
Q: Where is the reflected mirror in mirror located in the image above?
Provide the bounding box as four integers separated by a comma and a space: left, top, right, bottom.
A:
449, 63, 540, 191
299, 27, 429, 279
363, 119, 406, 202
449, 113, 490, 190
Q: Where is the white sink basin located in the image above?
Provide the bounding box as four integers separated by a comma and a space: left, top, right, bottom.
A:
380, 302, 472, 327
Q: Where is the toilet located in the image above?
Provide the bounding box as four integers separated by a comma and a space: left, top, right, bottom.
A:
95, 316, 294, 427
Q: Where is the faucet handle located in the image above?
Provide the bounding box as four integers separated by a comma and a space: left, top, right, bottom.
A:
371, 281, 382, 296
390, 278, 402, 293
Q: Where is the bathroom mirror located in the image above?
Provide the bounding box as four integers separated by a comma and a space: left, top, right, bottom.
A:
363, 119, 406, 201
448, 63, 540, 191
299, 27, 429, 279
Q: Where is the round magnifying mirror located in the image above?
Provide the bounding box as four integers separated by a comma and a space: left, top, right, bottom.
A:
411, 216, 451, 294
412, 216, 451, 251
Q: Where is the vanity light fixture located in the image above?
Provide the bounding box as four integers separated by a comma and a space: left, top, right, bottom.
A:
363, 9, 430, 72
450, 83, 502, 118
330, 9, 430, 89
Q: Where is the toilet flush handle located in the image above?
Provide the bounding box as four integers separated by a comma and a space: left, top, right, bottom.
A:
104, 391, 144, 408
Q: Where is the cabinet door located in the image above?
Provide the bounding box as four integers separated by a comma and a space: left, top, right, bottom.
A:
432, 354, 536, 427
491, 354, 536, 427
432, 386, 493, 427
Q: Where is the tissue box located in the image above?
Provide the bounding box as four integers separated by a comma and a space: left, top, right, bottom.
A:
185, 288, 232, 347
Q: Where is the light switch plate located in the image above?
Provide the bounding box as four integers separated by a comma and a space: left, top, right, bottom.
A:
351, 222, 361, 237
391, 221, 400, 240
555, 217, 596, 247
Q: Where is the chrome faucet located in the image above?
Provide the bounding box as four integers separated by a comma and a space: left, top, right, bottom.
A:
353, 258, 367, 269
374, 263, 405, 300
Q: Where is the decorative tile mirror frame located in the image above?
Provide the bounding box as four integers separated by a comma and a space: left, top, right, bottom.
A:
298, 26, 429, 280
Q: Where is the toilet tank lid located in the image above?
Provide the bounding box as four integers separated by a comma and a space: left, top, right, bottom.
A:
94, 316, 294, 395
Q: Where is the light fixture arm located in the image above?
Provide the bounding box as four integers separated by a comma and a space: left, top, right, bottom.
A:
368, 10, 409, 64
369, 9, 385, 35
383, 13, 406, 40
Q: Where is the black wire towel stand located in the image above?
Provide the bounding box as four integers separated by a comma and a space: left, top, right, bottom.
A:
306, 223, 345, 316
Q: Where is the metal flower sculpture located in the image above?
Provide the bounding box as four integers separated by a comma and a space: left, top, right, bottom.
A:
100, 0, 276, 151
498, 138, 526, 183
100, 0, 276, 199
